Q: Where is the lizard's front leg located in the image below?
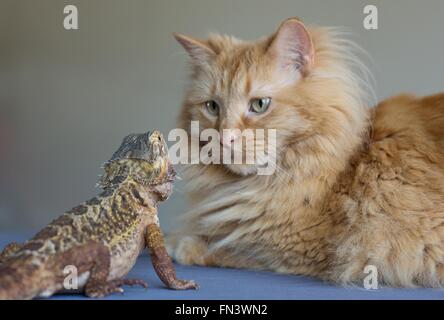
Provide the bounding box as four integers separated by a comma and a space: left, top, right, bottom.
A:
145, 224, 199, 290
0, 242, 22, 263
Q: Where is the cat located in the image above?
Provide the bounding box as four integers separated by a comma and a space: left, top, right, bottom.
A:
167, 17, 444, 287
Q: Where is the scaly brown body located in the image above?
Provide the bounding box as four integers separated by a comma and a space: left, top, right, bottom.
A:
0, 131, 198, 299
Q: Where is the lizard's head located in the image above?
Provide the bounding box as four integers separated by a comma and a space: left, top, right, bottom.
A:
110, 130, 169, 163
99, 131, 176, 196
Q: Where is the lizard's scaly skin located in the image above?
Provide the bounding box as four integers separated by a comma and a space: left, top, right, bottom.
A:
0, 131, 198, 300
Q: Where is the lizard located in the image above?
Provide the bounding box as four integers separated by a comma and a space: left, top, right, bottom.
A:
0, 130, 198, 299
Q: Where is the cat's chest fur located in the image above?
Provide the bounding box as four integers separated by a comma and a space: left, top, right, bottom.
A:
184, 169, 336, 275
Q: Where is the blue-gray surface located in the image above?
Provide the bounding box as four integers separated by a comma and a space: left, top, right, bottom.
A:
1, 232, 444, 300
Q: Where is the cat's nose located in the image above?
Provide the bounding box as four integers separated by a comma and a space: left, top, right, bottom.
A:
220, 129, 237, 147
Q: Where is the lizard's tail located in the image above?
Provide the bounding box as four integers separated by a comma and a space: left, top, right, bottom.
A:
0, 257, 47, 300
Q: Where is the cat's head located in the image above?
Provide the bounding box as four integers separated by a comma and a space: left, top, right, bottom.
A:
175, 18, 370, 177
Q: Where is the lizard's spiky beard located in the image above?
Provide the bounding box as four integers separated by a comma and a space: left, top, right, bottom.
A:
98, 155, 175, 189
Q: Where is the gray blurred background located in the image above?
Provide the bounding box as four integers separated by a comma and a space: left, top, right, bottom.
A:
0, 0, 443, 233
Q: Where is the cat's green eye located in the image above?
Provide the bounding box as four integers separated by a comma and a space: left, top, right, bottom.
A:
249, 97, 271, 114
205, 100, 220, 116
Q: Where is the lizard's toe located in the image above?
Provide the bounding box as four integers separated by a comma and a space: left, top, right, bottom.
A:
115, 278, 148, 289
169, 279, 199, 290
85, 282, 125, 298
86, 278, 148, 297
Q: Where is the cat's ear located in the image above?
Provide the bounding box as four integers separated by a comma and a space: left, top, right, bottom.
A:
173, 33, 216, 65
267, 18, 314, 76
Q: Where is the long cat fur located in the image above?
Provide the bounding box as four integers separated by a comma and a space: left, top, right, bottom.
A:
167, 18, 444, 287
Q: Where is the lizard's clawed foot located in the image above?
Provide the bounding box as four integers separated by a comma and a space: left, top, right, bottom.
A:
168, 279, 199, 290
85, 278, 148, 298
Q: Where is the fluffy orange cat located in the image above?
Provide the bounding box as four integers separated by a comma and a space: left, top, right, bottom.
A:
167, 18, 444, 287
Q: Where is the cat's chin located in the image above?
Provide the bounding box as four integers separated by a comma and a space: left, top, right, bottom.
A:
223, 164, 260, 176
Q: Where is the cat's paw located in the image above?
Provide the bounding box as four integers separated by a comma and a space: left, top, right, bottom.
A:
168, 235, 209, 266
165, 234, 179, 258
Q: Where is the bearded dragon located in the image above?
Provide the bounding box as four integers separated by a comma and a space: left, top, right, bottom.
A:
0, 130, 198, 299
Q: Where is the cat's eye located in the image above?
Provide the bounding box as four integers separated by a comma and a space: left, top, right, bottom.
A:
249, 97, 271, 114
205, 100, 220, 116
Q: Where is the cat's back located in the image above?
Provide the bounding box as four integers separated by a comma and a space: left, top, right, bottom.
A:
345, 92, 444, 227
331, 93, 444, 285
354, 92, 444, 205
372, 93, 444, 152
340, 92, 444, 221
367, 93, 444, 176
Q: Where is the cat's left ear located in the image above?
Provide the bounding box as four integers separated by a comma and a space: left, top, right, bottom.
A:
267, 18, 314, 76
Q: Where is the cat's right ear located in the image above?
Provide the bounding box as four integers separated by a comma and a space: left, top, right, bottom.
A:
173, 33, 216, 65
267, 18, 314, 76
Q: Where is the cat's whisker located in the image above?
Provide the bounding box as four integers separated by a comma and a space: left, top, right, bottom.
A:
254, 152, 292, 181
